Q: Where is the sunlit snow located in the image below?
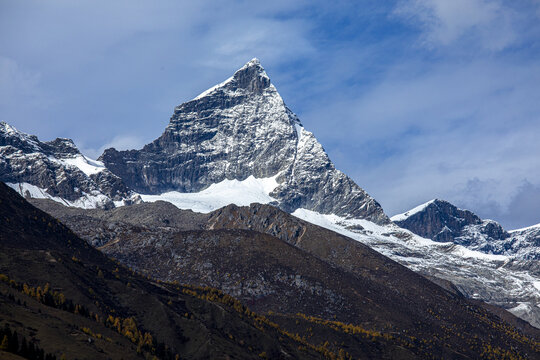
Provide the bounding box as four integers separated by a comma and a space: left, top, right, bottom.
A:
509, 222, 540, 233
59, 155, 106, 176
390, 199, 436, 221
139, 175, 280, 213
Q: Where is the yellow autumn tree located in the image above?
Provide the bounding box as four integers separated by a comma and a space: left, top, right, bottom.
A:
0, 335, 8, 350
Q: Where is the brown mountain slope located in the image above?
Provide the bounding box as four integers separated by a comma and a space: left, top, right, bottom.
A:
29, 198, 540, 359
0, 183, 327, 360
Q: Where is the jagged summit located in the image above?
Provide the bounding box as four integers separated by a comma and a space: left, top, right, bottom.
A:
100, 58, 389, 224
1, 60, 388, 223
1, 122, 79, 158
1, 121, 42, 153
393, 198, 516, 249
392, 198, 539, 271
393, 199, 490, 241
391, 199, 438, 222
246, 57, 261, 65
231, 57, 271, 94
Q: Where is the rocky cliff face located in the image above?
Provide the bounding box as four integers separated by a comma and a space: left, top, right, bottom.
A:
99, 59, 388, 224
0, 122, 135, 208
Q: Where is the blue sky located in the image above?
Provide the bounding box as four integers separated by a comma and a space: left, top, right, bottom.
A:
2, 0, 540, 229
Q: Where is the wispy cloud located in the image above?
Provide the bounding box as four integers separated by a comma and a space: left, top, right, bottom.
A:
393, 0, 522, 51
297, 1, 540, 228
79, 134, 148, 159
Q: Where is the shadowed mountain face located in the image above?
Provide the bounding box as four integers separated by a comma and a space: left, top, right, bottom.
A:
392, 199, 486, 242
98, 59, 388, 224
29, 197, 540, 359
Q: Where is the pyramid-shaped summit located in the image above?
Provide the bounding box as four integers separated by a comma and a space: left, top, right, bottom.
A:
192, 58, 270, 100
100, 59, 389, 224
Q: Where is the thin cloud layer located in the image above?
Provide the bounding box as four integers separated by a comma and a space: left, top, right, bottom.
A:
1, 0, 539, 228
394, 0, 520, 51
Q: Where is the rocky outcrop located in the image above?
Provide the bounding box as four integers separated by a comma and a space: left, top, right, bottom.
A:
391, 199, 540, 260
100, 59, 389, 224
391, 199, 486, 242
0, 122, 134, 208
507, 225, 540, 261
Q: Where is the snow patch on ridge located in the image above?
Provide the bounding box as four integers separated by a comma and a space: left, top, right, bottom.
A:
6, 182, 111, 209
293, 208, 507, 261
509, 222, 540, 233
294, 123, 304, 143
193, 76, 234, 100
139, 174, 280, 213
58, 155, 106, 176
391, 199, 436, 221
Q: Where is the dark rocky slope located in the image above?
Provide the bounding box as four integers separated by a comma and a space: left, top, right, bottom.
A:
29, 197, 540, 359
0, 183, 326, 359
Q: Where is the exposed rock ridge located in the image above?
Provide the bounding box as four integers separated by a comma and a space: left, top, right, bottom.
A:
0, 122, 134, 208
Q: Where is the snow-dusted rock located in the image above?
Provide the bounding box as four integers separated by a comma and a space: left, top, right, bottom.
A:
390, 199, 540, 327
0, 122, 136, 208
392, 198, 538, 259
2, 59, 538, 329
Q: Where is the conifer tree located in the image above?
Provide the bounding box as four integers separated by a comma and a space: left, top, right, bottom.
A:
20, 337, 28, 357
9, 331, 19, 353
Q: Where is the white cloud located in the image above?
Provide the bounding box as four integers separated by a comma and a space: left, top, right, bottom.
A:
300, 56, 540, 229
0, 56, 45, 108
394, 0, 519, 51
204, 18, 315, 71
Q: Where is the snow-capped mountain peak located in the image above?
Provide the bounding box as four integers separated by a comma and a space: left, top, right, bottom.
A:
3, 60, 539, 329
393, 198, 539, 259
100, 58, 389, 224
